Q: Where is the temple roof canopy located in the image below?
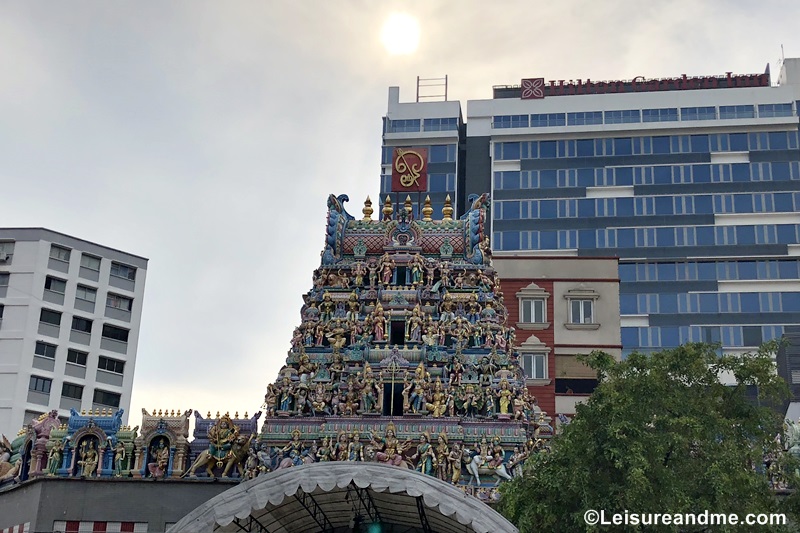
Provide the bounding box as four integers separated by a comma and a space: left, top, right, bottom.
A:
168, 462, 518, 533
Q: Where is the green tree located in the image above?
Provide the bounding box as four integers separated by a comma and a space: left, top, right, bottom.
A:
499, 342, 798, 532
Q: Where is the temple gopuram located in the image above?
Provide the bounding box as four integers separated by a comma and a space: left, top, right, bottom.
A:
252, 192, 551, 502
0, 193, 547, 533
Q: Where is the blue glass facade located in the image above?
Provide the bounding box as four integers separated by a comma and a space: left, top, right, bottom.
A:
492, 121, 800, 356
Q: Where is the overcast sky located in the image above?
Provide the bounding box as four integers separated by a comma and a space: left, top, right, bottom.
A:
2, 1, 800, 431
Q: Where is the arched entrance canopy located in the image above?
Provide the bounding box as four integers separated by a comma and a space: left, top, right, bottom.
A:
168, 462, 518, 533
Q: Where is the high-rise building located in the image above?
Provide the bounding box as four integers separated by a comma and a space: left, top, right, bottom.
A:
382, 58, 800, 357
0, 228, 147, 437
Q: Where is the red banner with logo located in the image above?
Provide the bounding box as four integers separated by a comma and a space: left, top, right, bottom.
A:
391, 148, 428, 192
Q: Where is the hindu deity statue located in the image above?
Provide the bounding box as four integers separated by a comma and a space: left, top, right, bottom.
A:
281, 429, 306, 467
411, 432, 435, 476
379, 252, 395, 285
435, 432, 450, 482
497, 378, 513, 415
410, 253, 424, 285
78, 440, 98, 477
47, 439, 64, 476
425, 379, 448, 418
208, 414, 239, 464
370, 422, 411, 466
358, 363, 378, 413
317, 436, 332, 462
371, 303, 387, 342
347, 431, 364, 461
334, 431, 349, 462
113, 441, 126, 477
147, 439, 170, 478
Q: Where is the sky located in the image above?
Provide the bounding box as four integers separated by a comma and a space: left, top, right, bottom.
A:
2, 0, 800, 432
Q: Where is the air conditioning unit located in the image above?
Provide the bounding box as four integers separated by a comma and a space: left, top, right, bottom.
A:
0, 252, 8, 262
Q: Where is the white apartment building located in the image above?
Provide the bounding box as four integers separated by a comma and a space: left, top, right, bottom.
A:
0, 228, 147, 437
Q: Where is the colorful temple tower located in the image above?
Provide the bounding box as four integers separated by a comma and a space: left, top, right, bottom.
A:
254, 193, 551, 501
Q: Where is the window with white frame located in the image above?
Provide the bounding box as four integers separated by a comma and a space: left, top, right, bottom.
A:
565, 286, 600, 328
521, 353, 547, 379
570, 299, 594, 324
515, 282, 551, 329
521, 298, 546, 323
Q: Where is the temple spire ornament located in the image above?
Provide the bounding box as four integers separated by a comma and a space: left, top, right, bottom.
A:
382, 195, 394, 221
422, 195, 433, 221
442, 194, 454, 221
362, 196, 374, 221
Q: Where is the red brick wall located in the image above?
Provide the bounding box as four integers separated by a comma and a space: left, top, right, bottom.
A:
501, 279, 556, 415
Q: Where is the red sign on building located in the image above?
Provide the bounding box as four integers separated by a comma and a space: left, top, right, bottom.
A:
391, 148, 428, 192
521, 78, 546, 99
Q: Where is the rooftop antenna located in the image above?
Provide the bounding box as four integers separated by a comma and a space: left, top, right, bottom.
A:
416, 75, 448, 102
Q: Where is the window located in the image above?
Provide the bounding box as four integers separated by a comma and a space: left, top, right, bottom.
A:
521, 298, 546, 323
0, 304, 3, 322
34, 341, 57, 359
0, 273, 8, 286
681, 106, 716, 121
521, 353, 547, 380
71, 316, 93, 333
44, 276, 66, 294
423, 117, 457, 131
76, 285, 97, 303
98, 356, 125, 374
29, 375, 52, 394
39, 308, 62, 326
102, 324, 129, 343
642, 108, 678, 122
93, 389, 121, 408
570, 299, 594, 324
719, 105, 755, 119
49, 244, 71, 262
493, 115, 529, 128
530, 113, 566, 127
604, 109, 641, 124
67, 349, 88, 366
80, 254, 101, 271
758, 103, 793, 118
388, 119, 421, 133
62, 382, 84, 400
567, 111, 603, 126
106, 293, 133, 311
110, 262, 136, 281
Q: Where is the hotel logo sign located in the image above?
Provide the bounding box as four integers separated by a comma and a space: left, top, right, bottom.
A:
521, 78, 546, 99
520, 72, 769, 99
391, 148, 428, 192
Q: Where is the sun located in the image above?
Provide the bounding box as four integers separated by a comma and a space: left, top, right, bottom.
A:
380, 13, 420, 55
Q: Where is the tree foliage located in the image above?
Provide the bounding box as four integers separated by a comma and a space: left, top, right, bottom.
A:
499, 342, 798, 532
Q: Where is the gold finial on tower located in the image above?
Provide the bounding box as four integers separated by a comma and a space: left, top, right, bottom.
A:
362, 196, 374, 221
382, 195, 393, 220
207, 411, 211, 418
442, 194, 454, 221
244, 412, 248, 419
404, 195, 413, 215
235, 411, 239, 419
422, 195, 433, 221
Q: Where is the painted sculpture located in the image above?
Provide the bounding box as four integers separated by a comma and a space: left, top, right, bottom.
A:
253, 193, 553, 501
